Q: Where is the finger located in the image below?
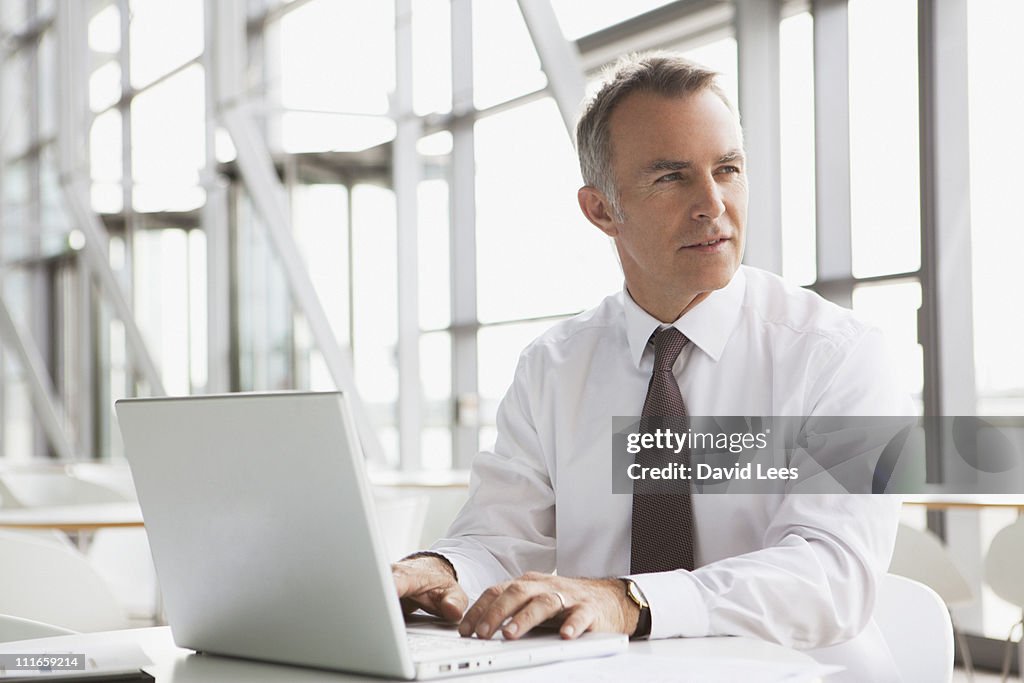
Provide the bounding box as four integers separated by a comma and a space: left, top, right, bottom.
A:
459, 584, 508, 638
475, 582, 541, 639
502, 591, 565, 640
434, 585, 469, 622
559, 605, 596, 640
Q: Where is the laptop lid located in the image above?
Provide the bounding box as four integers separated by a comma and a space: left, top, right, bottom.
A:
116, 391, 416, 679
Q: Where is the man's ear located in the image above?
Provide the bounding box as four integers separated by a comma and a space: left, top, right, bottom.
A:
578, 186, 619, 238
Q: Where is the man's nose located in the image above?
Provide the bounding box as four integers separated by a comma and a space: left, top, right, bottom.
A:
691, 176, 726, 221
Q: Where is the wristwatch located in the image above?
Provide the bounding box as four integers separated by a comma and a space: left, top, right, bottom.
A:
622, 579, 651, 639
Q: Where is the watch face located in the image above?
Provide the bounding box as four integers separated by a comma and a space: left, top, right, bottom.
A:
628, 581, 647, 607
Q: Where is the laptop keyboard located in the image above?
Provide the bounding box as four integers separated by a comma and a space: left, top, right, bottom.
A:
407, 633, 501, 657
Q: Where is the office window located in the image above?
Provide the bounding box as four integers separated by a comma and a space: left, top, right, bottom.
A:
474, 97, 620, 324
779, 12, 816, 286
292, 184, 351, 344
88, 3, 121, 55
130, 64, 206, 211
418, 179, 451, 330
420, 331, 452, 470
968, 0, 1024, 416
848, 0, 920, 278
478, 319, 566, 429
351, 183, 400, 465
851, 281, 924, 406
235, 188, 294, 394
472, 0, 546, 109
134, 228, 204, 396
129, 0, 203, 88
278, 0, 393, 115
90, 110, 123, 213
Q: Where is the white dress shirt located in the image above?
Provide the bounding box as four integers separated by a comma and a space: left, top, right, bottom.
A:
431, 266, 912, 681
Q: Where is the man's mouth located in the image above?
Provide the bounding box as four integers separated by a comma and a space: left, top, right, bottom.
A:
683, 237, 729, 248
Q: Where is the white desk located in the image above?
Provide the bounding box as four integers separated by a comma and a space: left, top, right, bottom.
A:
0, 627, 830, 682
0, 502, 143, 532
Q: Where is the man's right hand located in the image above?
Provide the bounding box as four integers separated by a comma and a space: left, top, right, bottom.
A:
392, 554, 469, 623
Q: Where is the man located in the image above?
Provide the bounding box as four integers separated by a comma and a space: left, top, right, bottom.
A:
393, 53, 909, 681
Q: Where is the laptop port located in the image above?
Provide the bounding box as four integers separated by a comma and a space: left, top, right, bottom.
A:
439, 664, 451, 672
458, 662, 470, 670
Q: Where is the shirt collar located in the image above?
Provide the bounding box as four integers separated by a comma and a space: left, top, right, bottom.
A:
622, 266, 747, 369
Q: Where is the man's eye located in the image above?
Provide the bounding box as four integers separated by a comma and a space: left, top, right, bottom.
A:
719, 165, 741, 174
656, 172, 682, 183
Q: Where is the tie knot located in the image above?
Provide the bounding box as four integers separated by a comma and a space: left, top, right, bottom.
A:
651, 327, 689, 371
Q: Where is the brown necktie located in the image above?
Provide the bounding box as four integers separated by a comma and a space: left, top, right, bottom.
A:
630, 327, 696, 573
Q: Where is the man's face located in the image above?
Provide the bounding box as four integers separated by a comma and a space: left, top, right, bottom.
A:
589, 89, 748, 315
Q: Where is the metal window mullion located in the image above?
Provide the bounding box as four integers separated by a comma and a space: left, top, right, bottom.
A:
28, 1, 51, 457
202, 0, 231, 394
118, 0, 136, 396
917, 0, 980, 633
810, 0, 852, 308
450, 0, 479, 470
735, 0, 783, 275
394, 0, 422, 471
0, 38, 5, 455
77, 253, 94, 457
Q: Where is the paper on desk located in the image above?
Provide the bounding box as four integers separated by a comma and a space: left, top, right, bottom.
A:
492, 654, 842, 683
0, 641, 152, 679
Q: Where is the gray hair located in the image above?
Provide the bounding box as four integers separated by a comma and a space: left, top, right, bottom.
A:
576, 52, 735, 220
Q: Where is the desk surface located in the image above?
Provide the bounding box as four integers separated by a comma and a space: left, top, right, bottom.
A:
0, 627, 829, 682
0, 502, 144, 531
902, 494, 1024, 510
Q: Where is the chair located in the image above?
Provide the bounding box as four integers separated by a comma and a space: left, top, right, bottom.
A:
874, 574, 954, 683
65, 462, 138, 501
889, 523, 975, 679
0, 470, 133, 508
0, 614, 77, 643
983, 518, 1024, 683
0, 530, 130, 632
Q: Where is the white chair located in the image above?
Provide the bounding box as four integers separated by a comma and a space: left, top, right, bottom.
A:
0, 530, 130, 632
0, 470, 133, 508
874, 573, 954, 683
0, 614, 77, 643
889, 523, 975, 679
65, 462, 138, 501
983, 518, 1024, 683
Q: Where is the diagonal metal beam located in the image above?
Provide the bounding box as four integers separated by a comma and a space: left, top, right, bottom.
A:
211, 0, 385, 464
517, 0, 587, 138
60, 179, 167, 397
0, 294, 77, 460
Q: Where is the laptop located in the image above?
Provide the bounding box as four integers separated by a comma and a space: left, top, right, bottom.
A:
115, 391, 626, 679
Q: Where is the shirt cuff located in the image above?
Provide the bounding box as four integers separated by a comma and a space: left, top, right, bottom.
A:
627, 570, 710, 639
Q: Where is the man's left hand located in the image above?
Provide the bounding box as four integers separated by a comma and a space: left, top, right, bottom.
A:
457, 572, 639, 641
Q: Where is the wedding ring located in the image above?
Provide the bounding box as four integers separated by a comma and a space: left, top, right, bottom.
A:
553, 591, 567, 611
